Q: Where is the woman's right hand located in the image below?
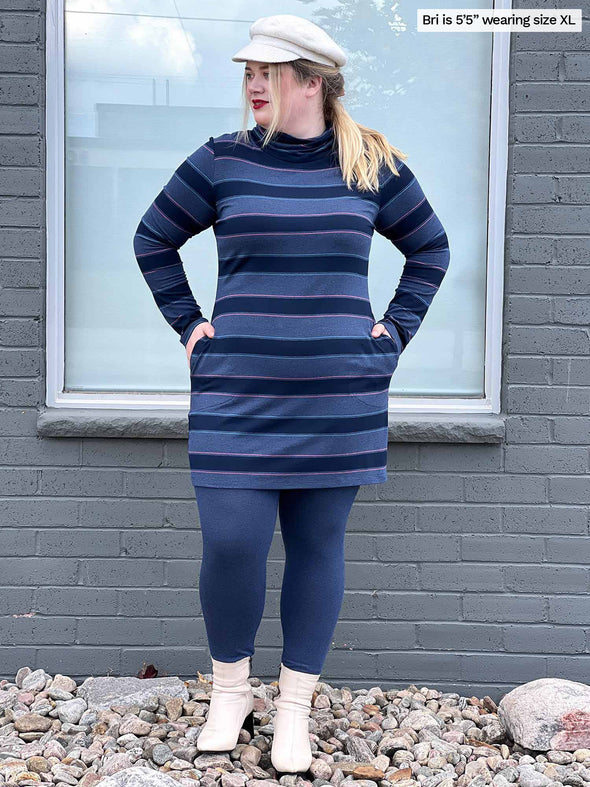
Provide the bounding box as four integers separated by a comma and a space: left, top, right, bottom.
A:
186, 322, 215, 365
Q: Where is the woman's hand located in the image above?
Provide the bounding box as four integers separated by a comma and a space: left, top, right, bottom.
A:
371, 323, 392, 341
186, 322, 215, 364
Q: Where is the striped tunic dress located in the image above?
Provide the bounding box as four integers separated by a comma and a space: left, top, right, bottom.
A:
133, 122, 450, 489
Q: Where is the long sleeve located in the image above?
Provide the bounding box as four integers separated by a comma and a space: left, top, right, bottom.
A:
132, 138, 217, 347
374, 157, 450, 353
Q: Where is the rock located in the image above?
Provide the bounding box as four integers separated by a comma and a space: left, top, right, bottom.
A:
517, 765, 554, 787
98, 753, 134, 778
165, 697, 184, 722
170, 745, 198, 763
403, 711, 441, 732
371, 756, 389, 773
48, 688, 76, 701
21, 670, 50, 693
14, 714, 53, 733
44, 740, 67, 758
15, 667, 32, 688
119, 716, 153, 736
167, 757, 193, 770
76, 676, 189, 712
26, 757, 50, 774
56, 698, 87, 725
50, 674, 78, 694
243, 762, 272, 779
79, 774, 103, 787
498, 679, 590, 751
150, 744, 173, 766
95, 766, 181, 786
11, 770, 41, 783
221, 774, 249, 787
465, 760, 492, 784
386, 767, 413, 782
481, 721, 507, 744
53, 766, 80, 785
240, 745, 261, 766
310, 760, 333, 780
193, 753, 234, 770
0, 761, 29, 781
347, 737, 376, 762
352, 765, 385, 780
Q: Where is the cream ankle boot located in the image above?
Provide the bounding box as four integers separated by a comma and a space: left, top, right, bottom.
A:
196, 655, 255, 752
270, 662, 321, 774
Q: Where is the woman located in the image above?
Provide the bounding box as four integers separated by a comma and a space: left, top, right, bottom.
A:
133, 13, 450, 776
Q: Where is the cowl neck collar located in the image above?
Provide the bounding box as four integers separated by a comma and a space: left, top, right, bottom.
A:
249, 122, 336, 162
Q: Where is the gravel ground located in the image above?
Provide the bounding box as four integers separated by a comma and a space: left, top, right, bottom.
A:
0, 668, 587, 787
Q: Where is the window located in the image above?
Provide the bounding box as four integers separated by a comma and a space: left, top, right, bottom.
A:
46, 0, 508, 413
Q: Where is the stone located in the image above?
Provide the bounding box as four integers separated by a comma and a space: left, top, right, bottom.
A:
119, 716, 153, 736
352, 765, 385, 780
76, 676, 189, 713
95, 766, 181, 786
14, 714, 53, 733
50, 674, 78, 694
21, 670, 50, 693
98, 753, 134, 778
517, 765, 554, 787
56, 698, 87, 725
26, 757, 50, 774
498, 679, 590, 751
164, 697, 184, 722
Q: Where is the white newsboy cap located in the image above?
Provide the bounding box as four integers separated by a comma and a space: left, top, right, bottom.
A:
232, 14, 347, 68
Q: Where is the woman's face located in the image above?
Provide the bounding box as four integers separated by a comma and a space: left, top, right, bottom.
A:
245, 60, 320, 129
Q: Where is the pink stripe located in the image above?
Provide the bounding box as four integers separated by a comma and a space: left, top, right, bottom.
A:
217, 211, 370, 221
136, 248, 175, 258
162, 192, 203, 223
141, 262, 181, 275
405, 258, 449, 272
218, 230, 371, 239
207, 313, 374, 320
379, 196, 426, 232
401, 275, 438, 289
397, 213, 438, 242
191, 389, 390, 400
214, 293, 370, 301
386, 212, 437, 243
396, 196, 427, 224
152, 200, 201, 232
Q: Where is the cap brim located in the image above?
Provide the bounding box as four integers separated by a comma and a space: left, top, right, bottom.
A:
231, 42, 299, 63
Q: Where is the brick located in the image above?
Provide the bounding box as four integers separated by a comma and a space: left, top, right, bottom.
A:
505, 564, 588, 592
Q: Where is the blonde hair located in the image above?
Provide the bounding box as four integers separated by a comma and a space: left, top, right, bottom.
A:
235, 59, 407, 193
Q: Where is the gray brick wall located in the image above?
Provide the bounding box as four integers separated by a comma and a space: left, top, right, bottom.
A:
1, 0, 589, 702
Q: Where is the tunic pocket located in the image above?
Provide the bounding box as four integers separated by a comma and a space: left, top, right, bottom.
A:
351, 333, 399, 411
376, 329, 400, 354
189, 334, 210, 366
189, 335, 235, 413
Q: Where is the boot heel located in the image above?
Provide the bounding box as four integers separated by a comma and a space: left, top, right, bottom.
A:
243, 708, 255, 736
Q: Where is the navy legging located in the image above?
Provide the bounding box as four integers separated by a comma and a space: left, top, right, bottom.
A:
194, 485, 360, 675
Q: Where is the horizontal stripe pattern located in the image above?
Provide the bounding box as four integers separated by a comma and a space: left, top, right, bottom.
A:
133, 140, 217, 345
133, 123, 450, 488
374, 161, 450, 349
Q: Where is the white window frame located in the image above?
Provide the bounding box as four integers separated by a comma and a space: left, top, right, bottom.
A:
45, 0, 510, 413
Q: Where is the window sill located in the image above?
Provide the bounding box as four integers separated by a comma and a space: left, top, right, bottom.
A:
37, 407, 505, 443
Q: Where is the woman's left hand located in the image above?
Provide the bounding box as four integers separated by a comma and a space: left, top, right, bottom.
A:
371, 324, 392, 340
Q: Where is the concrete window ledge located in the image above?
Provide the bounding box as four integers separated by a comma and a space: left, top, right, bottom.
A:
37, 408, 506, 443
